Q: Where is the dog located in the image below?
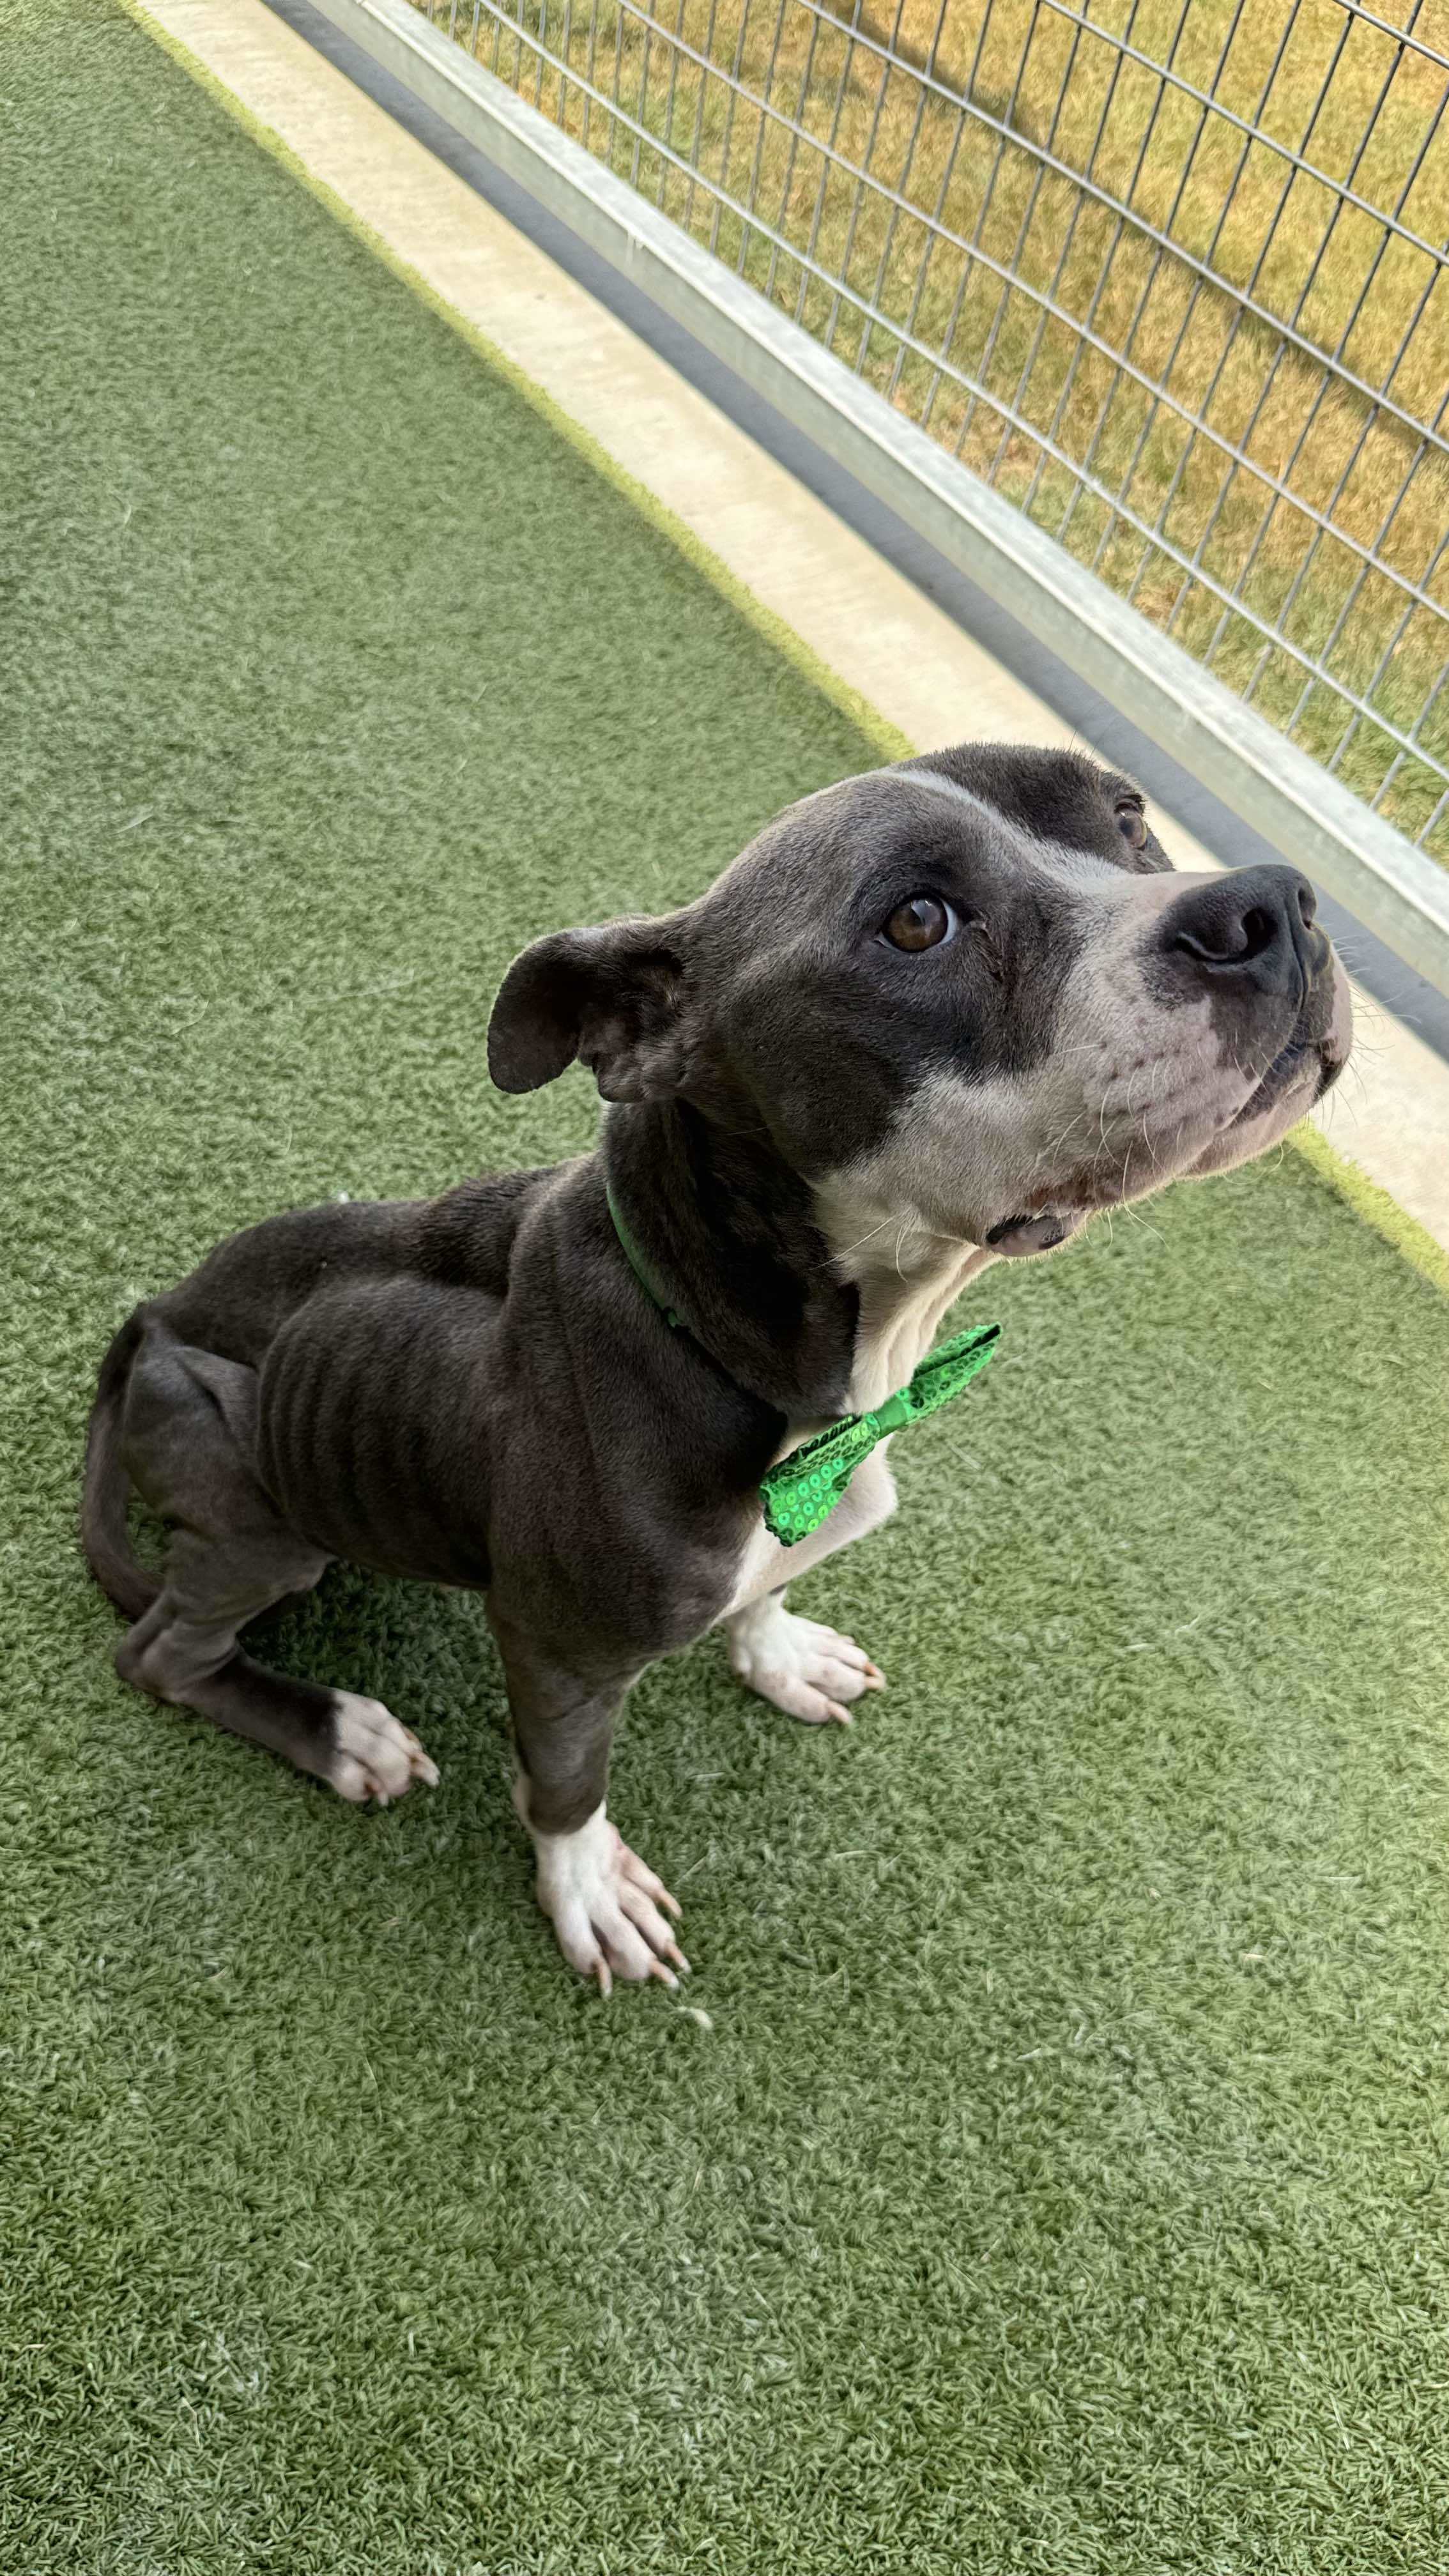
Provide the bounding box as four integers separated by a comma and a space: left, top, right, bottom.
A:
82, 744, 1351, 1991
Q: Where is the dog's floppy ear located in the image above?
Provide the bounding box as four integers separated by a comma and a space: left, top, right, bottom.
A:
487, 917, 693, 1100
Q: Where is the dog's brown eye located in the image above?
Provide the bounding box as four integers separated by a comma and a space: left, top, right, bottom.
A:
1116, 799, 1147, 851
883, 893, 953, 952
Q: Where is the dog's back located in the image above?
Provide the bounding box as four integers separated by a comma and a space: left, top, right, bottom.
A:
80, 1168, 551, 1613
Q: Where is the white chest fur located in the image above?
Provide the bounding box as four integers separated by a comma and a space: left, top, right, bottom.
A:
722, 1442, 900, 1613
813, 1172, 997, 1409
720, 1193, 995, 1618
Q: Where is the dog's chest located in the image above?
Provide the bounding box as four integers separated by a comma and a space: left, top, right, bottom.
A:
721, 1443, 900, 1613
720, 1238, 989, 1616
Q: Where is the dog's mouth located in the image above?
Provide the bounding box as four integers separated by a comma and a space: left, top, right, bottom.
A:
985, 1023, 1346, 1259
984, 1206, 1085, 1258
981, 949, 1351, 1261
1228, 1027, 1343, 1127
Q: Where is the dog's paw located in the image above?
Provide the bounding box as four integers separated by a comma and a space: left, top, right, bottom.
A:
530, 1804, 687, 1997
727, 1598, 885, 1727
327, 1692, 440, 1804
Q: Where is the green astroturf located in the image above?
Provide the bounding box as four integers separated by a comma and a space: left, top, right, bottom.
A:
6, 6, 1449, 2569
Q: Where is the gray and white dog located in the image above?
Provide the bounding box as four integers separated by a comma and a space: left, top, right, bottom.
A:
82, 745, 1350, 1990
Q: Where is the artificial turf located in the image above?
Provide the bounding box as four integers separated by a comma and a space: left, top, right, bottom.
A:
4, 4, 1449, 2568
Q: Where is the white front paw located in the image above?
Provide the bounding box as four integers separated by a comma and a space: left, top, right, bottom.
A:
528, 1802, 688, 1996
727, 1597, 886, 1726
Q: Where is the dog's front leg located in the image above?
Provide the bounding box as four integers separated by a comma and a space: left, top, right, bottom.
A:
721, 1446, 896, 1726
491, 1614, 688, 1996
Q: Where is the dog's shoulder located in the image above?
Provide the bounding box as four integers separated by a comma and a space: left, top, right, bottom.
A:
408, 1165, 561, 1296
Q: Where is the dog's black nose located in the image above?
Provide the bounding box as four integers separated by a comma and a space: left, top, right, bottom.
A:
1165, 865, 1321, 996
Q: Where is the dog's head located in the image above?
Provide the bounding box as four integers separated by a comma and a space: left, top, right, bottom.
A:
488, 744, 1351, 1259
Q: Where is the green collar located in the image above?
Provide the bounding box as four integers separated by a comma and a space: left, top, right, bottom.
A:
604, 1180, 694, 1335
604, 1177, 1000, 1545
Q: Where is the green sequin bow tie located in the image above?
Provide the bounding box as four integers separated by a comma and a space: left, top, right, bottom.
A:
604, 1177, 1001, 1550
759, 1321, 1002, 1545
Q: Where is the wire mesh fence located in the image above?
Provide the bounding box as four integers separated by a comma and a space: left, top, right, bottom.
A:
419, 0, 1449, 860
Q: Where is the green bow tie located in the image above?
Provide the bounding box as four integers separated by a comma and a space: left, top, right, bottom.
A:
603, 1179, 1000, 1547
760, 1322, 1002, 1545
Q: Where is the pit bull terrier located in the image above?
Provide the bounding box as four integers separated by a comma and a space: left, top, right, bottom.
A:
82, 745, 1350, 1989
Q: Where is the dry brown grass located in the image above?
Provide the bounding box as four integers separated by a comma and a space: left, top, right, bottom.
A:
429, 0, 1449, 852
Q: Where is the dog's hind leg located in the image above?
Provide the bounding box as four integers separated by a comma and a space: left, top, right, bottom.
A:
114, 1326, 437, 1804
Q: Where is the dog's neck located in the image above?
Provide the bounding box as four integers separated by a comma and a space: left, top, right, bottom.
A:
602, 1103, 993, 1421
602, 1101, 857, 1418
810, 1170, 997, 1411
